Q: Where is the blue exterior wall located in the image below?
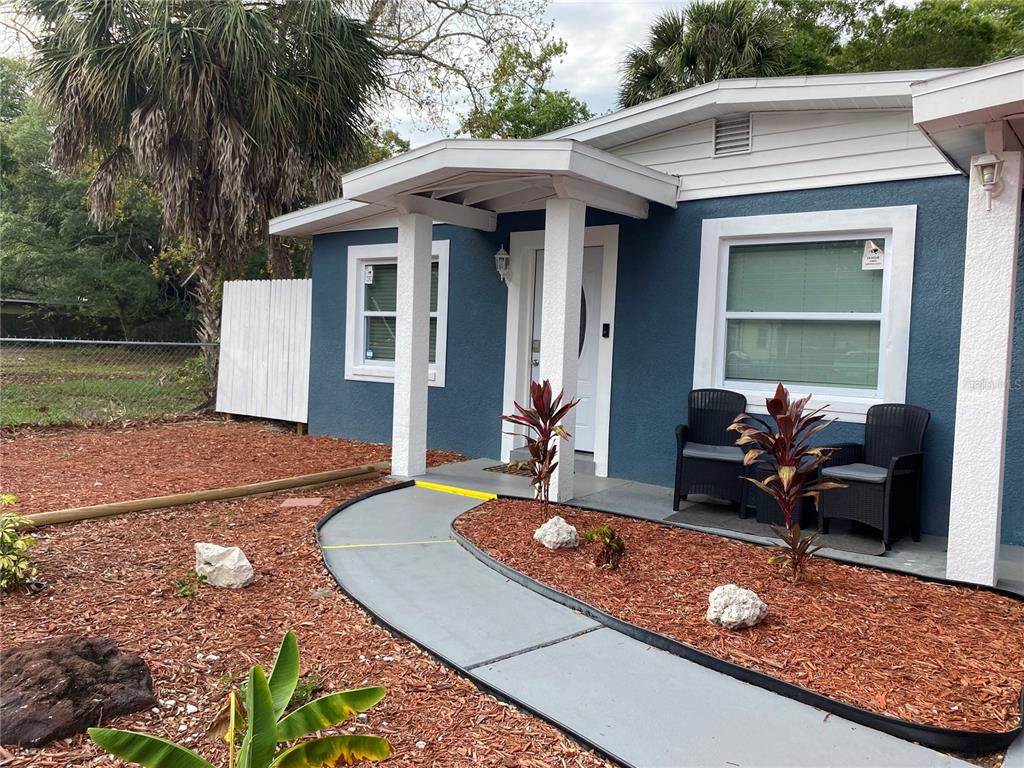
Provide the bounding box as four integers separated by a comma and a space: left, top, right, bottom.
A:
307, 177, 979, 538
307, 209, 621, 459
606, 176, 969, 537
308, 224, 508, 459
1001, 200, 1024, 545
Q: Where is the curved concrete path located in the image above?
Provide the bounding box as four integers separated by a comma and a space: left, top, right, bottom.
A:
320, 483, 969, 768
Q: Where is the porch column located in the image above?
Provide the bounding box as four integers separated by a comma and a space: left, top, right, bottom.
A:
539, 197, 586, 502
391, 212, 433, 478
947, 137, 1023, 585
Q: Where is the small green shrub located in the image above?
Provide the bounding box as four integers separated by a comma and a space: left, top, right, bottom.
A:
584, 524, 625, 569
290, 672, 324, 708
0, 494, 38, 592
173, 568, 206, 597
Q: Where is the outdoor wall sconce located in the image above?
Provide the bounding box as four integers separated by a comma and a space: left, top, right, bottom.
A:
973, 153, 1003, 210
494, 245, 512, 285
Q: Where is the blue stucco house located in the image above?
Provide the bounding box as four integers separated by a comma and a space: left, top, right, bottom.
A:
269, 58, 1024, 588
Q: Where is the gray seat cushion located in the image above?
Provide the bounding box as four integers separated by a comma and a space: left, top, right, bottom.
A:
822, 462, 888, 484
682, 443, 745, 463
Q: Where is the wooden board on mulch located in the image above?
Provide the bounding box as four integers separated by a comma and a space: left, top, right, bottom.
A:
455, 499, 1024, 736
0, 480, 611, 768
0, 419, 467, 515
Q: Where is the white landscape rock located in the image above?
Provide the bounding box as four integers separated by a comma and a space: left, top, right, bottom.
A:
533, 516, 580, 550
194, 543, 254, 588
706, 584, 768, 630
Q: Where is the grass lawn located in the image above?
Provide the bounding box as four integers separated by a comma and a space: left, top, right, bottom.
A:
0, 344, 206, 427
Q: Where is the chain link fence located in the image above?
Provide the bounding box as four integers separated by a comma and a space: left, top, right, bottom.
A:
0, 338, 217, 427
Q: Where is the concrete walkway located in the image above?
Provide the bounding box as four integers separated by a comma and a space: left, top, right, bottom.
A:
319, 482, 972, 767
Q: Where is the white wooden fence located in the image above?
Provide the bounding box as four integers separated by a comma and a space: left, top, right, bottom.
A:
216, 279, 312, 423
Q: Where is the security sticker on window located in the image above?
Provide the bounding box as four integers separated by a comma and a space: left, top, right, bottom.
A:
862, 240, 884, 270
364, 265, 374, 284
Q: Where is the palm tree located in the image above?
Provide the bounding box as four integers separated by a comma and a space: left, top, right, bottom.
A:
28, 0, 383, 388
619, 0, 788, 108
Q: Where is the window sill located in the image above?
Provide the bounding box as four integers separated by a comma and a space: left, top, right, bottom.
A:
345, 364, 445, 388
726, 385, 892, 423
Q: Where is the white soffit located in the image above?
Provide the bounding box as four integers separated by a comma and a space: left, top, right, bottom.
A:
912, 57, 1024, 172
341, 139, 680, 215
546, 69, 962, 150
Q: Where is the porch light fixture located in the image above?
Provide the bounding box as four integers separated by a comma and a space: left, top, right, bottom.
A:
972, 153, 1003, 210
494, 245, 512, 285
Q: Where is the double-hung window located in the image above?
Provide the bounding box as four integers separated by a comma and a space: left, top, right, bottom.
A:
694, 207, 917, 421
345, 240, 449, 386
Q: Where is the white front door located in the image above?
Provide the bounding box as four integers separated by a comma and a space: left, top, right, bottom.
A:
531, 245, 603, 452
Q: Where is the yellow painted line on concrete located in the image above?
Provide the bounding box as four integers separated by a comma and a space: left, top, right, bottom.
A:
322, 539, 456, 550
414, 480, 497, 501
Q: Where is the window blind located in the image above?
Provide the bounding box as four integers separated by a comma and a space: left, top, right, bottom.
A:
727, 240, 883, 313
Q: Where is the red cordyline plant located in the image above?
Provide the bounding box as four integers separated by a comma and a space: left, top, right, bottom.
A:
728, 383, 845, 582
502, 379, 580, 512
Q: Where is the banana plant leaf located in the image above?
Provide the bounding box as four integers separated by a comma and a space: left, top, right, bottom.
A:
268, 631, 300, 719
270, 735, 392, 767
238, 665, 277, 768
276, 687, 387, 742
87, 728, 214, 768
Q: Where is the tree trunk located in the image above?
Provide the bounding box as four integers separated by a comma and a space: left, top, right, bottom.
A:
267, 236, 292, 279
192, 260, 221, 406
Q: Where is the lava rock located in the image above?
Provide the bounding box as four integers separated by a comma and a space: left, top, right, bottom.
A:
194, 542, 254, 588
533, 516, 580, 549
706, 584, 768, 630
0, 635, 156, 747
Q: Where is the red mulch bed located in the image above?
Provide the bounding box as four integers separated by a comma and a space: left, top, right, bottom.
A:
1, 482, 610, 768
0, 419, 467, 515
455, 499, 1024, 735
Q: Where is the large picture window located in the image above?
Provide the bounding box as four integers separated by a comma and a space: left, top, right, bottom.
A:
345, 240, 449, 386
724, 240, 883, 390
694, 207, 917, 421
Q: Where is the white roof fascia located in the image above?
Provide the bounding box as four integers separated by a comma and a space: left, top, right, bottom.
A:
911, 57, 1024, 173
341, 139, 679, 209
546, 69, 962, 150
269, 199, 393, 236
912, 56, 1024, 129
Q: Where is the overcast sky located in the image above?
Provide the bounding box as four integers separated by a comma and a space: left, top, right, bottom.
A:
397, 0, 681, 145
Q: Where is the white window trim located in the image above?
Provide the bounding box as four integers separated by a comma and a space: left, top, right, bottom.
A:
345, 240, 450, 387
693, 206, 917, 422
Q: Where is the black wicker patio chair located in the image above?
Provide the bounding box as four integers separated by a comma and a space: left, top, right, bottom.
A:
819, 403, 931, 548
673, 388, 748, 513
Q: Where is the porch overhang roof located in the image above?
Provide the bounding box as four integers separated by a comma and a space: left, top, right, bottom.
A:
912, 57, 1024, 172
270, 139, 680, 236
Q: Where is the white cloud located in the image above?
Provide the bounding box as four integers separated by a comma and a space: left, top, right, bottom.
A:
547, 0, 682, 115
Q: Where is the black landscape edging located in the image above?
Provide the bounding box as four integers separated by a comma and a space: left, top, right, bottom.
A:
314, 483, 636, 768
454, 500, 1024, 757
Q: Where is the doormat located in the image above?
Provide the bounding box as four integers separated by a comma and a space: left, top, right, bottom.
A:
481, 463, 532, 477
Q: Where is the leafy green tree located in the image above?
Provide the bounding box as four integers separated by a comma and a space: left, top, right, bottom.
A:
0, 65, 177, 340
619, 0, 788, 108
834, 0, 1024, 72
459, 41, 592, 139
773, 0, 1024, 74
28, 0, 383, 378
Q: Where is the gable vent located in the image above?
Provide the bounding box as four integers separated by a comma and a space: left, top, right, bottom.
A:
714, 114, 752, 156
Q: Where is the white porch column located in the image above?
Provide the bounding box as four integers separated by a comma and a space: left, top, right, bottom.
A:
390, 212, 433, 478
539, 197, 586, 502
947, 140, 1023, 585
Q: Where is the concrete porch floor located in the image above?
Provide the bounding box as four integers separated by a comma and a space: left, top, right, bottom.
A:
417, 457, 1024, 596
